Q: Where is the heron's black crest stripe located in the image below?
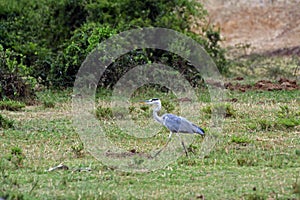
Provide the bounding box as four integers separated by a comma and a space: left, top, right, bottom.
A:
151, 98, 159, 101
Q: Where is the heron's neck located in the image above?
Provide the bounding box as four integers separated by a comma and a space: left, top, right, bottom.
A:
153, 103, 163, 123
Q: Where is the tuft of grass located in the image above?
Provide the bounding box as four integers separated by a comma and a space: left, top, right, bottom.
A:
237, 157, 258, 167
276, 117, 299, 128
293, 178, 300, 196
245, 192, 266, 200
0, 114, 14, 129
275, 105, 300, 129
0, 100, 26, 111
71, 142, 85, 158
95, 106, 113, 119
202, 103, 236, 118
42, 99, 55, 108
257, 119, 273, 131
231, 135, 252, 144
5, 146, 25, 168
161, 99, 176, 113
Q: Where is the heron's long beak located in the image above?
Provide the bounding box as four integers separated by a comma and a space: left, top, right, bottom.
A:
139, 100, 150, 104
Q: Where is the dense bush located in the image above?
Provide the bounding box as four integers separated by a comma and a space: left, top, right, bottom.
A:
0, 0, 227, 98
0, 44, 36, 101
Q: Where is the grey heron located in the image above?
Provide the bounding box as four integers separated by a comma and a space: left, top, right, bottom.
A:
141, 98, 205, 157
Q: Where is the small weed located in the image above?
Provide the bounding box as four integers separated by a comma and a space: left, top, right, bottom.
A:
274, 105, 300, 129
202, 103, 236, 118
245, 192, 266, 200
255, 107, 299, 131
277, 105, 291, 118
6, 146, 25, 168
161, 99, 176, 113
43, 99, 55, 108
247, 123, 257, 131
0, 114, 14, 129
231, 135, 251, 144
293, 178, 300, 196
257, 119, 273, 131
71, 142, 85, 158
0, 100, 26, 111
11, 146, 22, 156
95, 106, 113, 119
276, 117, 299, 128
237, 156, 258, 167
139, 105, 149, 112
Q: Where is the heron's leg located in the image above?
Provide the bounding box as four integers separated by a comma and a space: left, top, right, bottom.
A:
168, 132, 173, 139
176, 133, 188, 157
152, 132, 173, 158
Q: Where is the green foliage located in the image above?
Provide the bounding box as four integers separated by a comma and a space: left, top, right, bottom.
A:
231, 135, 251, 144
275, 105, 300, 129
161, 99, 176, 113
257, 119, 273, 131
0, 100, 26, 111
0, 114, 14, 129
0, 0, 227, 89
5, 146, 25, 168
43, 100, 56, 108
245, 192, 266, 200
0, 44, 36, 101
276, 117, 299, 128
51, 23, 117, 86
202, 103, 236, 118
293, 178, 300, 196
96, 106, 113, 119
71, 141, 85, 158
236, 155, 258, 167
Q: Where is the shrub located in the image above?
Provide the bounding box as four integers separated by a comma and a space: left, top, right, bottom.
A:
202, 103, 236, 118
0, 0, 228, 88
96, 106, 113, 119
0, 100, 26, 111
0, 114, 14, 129
42, 100, 56, 108
0, 45, 36, 101
275, 105, 300, 129
231, 135, 251, 144
5, 146, 25, 168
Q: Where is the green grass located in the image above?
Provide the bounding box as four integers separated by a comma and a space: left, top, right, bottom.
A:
0, 87, 299, 199
0, 100, 26, 111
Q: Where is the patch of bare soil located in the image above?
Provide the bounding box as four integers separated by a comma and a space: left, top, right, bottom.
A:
199, 0, 300, 56
225, 78, 299, 92
105, 149, 152, 159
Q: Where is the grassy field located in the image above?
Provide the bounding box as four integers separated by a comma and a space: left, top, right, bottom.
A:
0, 80, 300, 199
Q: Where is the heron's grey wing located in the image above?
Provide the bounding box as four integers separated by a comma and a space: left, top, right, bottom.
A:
162, 114, 194, 133
162, 114, 205, 135
161, 114, 181, 132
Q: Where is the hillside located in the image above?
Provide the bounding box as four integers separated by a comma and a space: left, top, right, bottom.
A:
200, 0, 300, 56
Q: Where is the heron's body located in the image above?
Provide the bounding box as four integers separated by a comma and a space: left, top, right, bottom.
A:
142, 98, 205, 157
161, 113, 205, 135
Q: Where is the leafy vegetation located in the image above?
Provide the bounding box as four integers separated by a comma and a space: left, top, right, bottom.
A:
0, 100, 26, 111
0, 0, 227, 100
201, 103, 236, 118
0, 114, 14, 129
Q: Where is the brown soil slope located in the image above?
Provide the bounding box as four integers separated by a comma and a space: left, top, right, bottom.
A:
200, 0, 300, 56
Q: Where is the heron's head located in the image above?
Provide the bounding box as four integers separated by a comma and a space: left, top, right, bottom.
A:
141, 98, 161, 105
